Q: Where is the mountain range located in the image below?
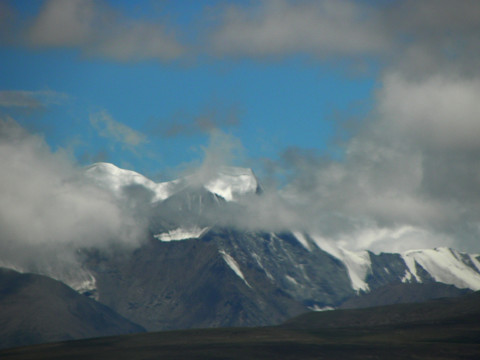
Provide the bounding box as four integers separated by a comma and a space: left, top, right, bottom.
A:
1, 162, 480, 348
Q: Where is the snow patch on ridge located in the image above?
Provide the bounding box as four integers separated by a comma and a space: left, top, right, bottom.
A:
310, 234, 371, 292
308, 305, 335, 312
402, 248, 480, 290
154, 227, 209, 242
220, 250, 251, 288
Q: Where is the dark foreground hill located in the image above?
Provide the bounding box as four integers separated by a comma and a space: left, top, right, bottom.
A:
1, 291, 479, 360
0, 268, 144, 349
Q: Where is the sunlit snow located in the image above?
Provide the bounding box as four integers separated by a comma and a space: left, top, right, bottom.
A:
402, 247, 480, 290
85, 162, 175, 202
154, 227, 209, 242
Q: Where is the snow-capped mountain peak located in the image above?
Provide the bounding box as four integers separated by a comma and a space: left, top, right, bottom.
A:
85, 162, 175, 202
85, 162, 261, 203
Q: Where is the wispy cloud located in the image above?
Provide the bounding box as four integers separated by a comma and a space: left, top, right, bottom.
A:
90, 110, 147, 147
157, 104, 241, 138
25, 0, 184, 62
0, 90, 69, 109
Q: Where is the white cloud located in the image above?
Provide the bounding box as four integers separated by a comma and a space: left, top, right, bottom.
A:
0, 118, 145, 284
264, 71, 480, 253
378, 73, 480, 151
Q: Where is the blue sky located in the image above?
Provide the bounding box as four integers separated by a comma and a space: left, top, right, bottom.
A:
0, 0, 377, 178
2, 0, 480, 252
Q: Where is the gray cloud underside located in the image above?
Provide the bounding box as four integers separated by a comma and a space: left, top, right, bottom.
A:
208, 0, 480, 74
24, 0, 184, 61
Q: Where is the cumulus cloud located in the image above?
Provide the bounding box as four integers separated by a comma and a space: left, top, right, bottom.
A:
252, 72, 480, 253
196, 0, 480, 253
26, 0, 184, 61
90, 110, 147, 147
0, 118, 145, 286
377, 74, 480, 151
